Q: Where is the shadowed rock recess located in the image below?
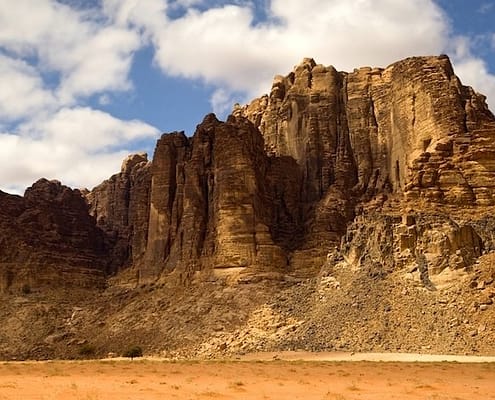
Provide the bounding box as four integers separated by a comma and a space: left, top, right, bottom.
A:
1, 55, 495, 359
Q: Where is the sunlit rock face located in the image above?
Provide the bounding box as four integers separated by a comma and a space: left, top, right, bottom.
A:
238, 55, 495, 207
6, 55, 494, 288
87, 55, 495, 281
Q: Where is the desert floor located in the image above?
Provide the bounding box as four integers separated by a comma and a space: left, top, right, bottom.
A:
1, 353, 495, 399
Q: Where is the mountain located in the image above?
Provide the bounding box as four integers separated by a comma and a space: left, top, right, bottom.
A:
1, 55, 494, 360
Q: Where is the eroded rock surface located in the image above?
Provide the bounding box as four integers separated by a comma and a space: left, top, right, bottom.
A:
0, 179, 107, 292
85, 153, 151, 273
84, 55, 495, 283
237, 55, 495, 207
141, 115, 289, 281
1, 55, 495, 359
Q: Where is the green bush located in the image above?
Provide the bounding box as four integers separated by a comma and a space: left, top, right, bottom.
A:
123, 346, 143, 359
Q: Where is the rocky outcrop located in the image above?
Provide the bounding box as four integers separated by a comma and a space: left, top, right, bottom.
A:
85, 153, 151, 273
340, 212, 484, 284
237, 55, 495, 207
141, 115, 289, 281
82, 55, 495, 282
0, 179, 107, 292
4, 55, 495, 288
232, 55, 495, 279
2, 55, 495, 360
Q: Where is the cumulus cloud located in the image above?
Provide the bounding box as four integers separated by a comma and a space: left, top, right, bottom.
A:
134, 0, 494, 116
0, 0, 158, 193
149, 0, 449, 100
55, 26, 141, 102
0, 108, 159, 193
444, 34, 495, 111
451, 56, 495, 112
0, 0, 141, 103
0, 54, 57, 121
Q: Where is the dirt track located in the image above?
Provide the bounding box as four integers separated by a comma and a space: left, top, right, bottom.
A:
1, 353, 495, 399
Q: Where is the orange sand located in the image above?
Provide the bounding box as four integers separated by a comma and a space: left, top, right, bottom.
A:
1, 356, 494, 399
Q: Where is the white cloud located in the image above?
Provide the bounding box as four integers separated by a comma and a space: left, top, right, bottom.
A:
147, 0, 449, 101
0, 0, 157, 193
446, 34, 495, 112
0, 0, 142, 104
210, 88, 241, 116
99, 0, 495, 116
0, 54, 57, 121
101, 0, 168, 35
55, 26, 141, 102
0, 0, 85, 56
0, 108, 159, 193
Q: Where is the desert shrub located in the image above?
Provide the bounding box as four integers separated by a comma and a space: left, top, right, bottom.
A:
78, 344, 96, 357
123, 346, 143, 359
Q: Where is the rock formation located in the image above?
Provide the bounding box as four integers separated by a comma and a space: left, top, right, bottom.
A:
1, 54, 495, 360
82, 55, 495, 283
85, 153, 151, 273
0, 179, 107, 292
3, 55, 495, 289
235, 55, 495, 278
141, 115, 289, 281
237, 55, 495, 207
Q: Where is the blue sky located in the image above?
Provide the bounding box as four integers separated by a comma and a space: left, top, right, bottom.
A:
0, 0, 494, 194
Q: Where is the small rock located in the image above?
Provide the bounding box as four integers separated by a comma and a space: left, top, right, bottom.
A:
218, 342, 227, 351
480, 296, 493, 305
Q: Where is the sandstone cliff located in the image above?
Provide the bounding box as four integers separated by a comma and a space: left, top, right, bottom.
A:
234, 55, 495, 279
4, 55, 495, 287
88, 55, 495, 282
237, 55, 495, 206
2, 55, 495, 360
85, 153, 151, 273
0, 179, 107, 292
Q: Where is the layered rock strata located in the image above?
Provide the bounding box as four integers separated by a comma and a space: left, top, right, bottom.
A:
237, 55, 495, 206
3, 55, 495, 287
84, 55, 495, 282
141, 115, 290, 281
85, 153, 151, 273
0, 179, 107, 291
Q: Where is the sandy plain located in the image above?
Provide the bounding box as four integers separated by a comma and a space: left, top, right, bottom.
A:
1, 353, 495, 399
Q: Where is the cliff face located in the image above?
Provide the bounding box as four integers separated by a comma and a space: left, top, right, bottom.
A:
85, 153, 151, 273
0, 179, 107, 291
83, 55, 495, 282
2, 55, 495, 359
237, 55, 495, 206
141, 115, 289, 280
3, 55, 495, 287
